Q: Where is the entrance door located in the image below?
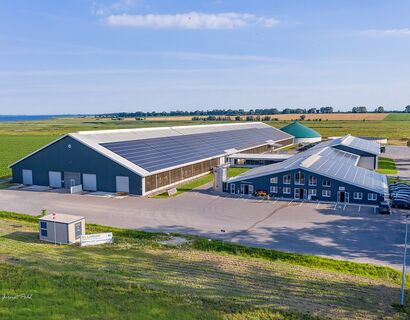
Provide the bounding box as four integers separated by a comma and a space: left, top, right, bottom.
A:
22, 169, 33, 185
338, 191, 349, 203
116, 176, 129, 193
49, 171, 62, 188
82, 174, 97, 192
299, 188, 304, 199
64, 172, 81, 189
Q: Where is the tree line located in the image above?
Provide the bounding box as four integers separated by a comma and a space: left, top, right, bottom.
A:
98, 105, 410, 118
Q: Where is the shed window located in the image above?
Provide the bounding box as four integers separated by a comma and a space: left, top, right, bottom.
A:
283, 187, 291, 194
322, 190, 331, 197
368, 193, 377, 201
309, 176, 317, 186
353, 192, 363, 200
322, 179, 331, 187
283, 174, 291, 184
40, 221, 48, 237
294, 172, 305, 185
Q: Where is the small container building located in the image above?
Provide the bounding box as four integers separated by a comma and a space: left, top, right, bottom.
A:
39, 213, 85, 244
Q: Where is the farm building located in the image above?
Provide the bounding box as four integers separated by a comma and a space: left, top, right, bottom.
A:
225, 135, 387, 205
10, 122, 294, 196
280, 122, 322, 144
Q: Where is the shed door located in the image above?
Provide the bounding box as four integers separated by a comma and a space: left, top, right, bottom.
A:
82, 174, 97, 191
49, 171, 62, 188
75, 222, 82, 240
22, 169, 33, 185
116, 176, 130, 193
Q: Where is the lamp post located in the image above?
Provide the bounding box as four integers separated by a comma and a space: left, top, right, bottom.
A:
400, 214, 410, 307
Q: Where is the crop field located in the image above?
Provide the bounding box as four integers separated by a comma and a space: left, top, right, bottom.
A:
1, 211, 409, 320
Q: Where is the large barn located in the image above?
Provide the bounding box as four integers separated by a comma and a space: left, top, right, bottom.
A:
225, 135, 388, 205
10, 122, 294, 196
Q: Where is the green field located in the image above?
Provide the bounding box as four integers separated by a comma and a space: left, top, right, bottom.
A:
1, 114, 410, 179
377, 157, 398, 175
0, 135, 56, 178
1, 211, 409, 320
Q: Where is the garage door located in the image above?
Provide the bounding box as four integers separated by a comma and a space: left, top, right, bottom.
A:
116, 176, 130, 193
82, 174, 97, 191
49, 171, 62, 188
22, 169, 33, 185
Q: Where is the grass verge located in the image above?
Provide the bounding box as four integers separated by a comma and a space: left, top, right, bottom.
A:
1, 210, 410, 319
377, 157, 398, 175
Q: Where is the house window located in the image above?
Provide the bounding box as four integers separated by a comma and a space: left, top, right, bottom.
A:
368, 193, 377, 201
295, 172, 305, 185
322, 190, 331, 197
322, 179, 331, 187
283, 174, 291, 184
270, 186, 278, 193
353, 192, 363, 200
230, 184, 236, 194
40, 221, 48, 237
270, 176, 278, 184
309, 176, 317, 186
308, 189, 317, 196
283, 187, 291, 194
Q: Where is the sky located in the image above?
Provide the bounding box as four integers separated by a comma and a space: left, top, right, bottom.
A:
0, 0, 410, 115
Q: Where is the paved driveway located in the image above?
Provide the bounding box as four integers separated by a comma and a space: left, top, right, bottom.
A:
384, 146, 410, 178
0, 185, 407, 270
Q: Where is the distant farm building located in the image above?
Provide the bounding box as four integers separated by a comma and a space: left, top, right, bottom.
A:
280, 122, 322, 144
10, 123, 294, 196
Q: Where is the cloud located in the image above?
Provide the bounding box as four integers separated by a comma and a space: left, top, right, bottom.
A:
91, 0, 140, 16
361, 28, 410, 37
106, 12, 279, 29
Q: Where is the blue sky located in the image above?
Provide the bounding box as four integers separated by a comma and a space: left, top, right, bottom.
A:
0, 0, 409, 114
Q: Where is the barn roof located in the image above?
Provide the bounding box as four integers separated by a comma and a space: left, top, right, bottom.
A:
11, 122, 293, 177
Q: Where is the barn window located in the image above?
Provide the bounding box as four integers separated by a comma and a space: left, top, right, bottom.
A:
322, 190, 331, 197
295, 172, 305, 185
368, 193, 377, 201
322, 179, 331, 187
309, 176, 317, 186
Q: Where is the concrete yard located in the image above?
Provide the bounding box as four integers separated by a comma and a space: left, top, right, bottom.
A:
0, 184, 406, 270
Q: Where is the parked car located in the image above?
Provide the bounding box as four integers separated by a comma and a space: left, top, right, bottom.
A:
378, 201, 391, 214
392, 198, 410, 209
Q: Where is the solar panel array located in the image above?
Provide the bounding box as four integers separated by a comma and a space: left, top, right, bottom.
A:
101, 127, 287, 172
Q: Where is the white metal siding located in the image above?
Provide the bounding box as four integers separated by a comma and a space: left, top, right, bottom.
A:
82, 174, 97, 191
22, 169, 33, 185
116, 176, 130, 193
49, 171, 62, 188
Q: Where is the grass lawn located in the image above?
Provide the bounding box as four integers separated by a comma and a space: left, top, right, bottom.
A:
377, 157, 398, 175
1, 211, 410, 320
153, 168, 251, 198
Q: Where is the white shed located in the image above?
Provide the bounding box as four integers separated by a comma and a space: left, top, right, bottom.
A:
39, 213, 85, 244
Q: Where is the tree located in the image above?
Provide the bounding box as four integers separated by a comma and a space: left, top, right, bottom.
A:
307, 108, 317, 114
405, 105, 410, 113
300, 115, 306, 121
375, 106, 384, 113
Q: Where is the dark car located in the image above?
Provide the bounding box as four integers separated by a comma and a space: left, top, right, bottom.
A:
378, 201, 391, 214
392, 198, 410, 209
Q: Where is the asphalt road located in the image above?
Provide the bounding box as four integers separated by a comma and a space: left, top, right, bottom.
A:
0, 184, 406, 270
384, 146, 410, 178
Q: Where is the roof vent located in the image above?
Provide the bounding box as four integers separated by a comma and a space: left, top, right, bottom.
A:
301, 154, 321, 168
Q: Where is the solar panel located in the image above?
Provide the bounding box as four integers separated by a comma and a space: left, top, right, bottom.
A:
101, 126, 285, 172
